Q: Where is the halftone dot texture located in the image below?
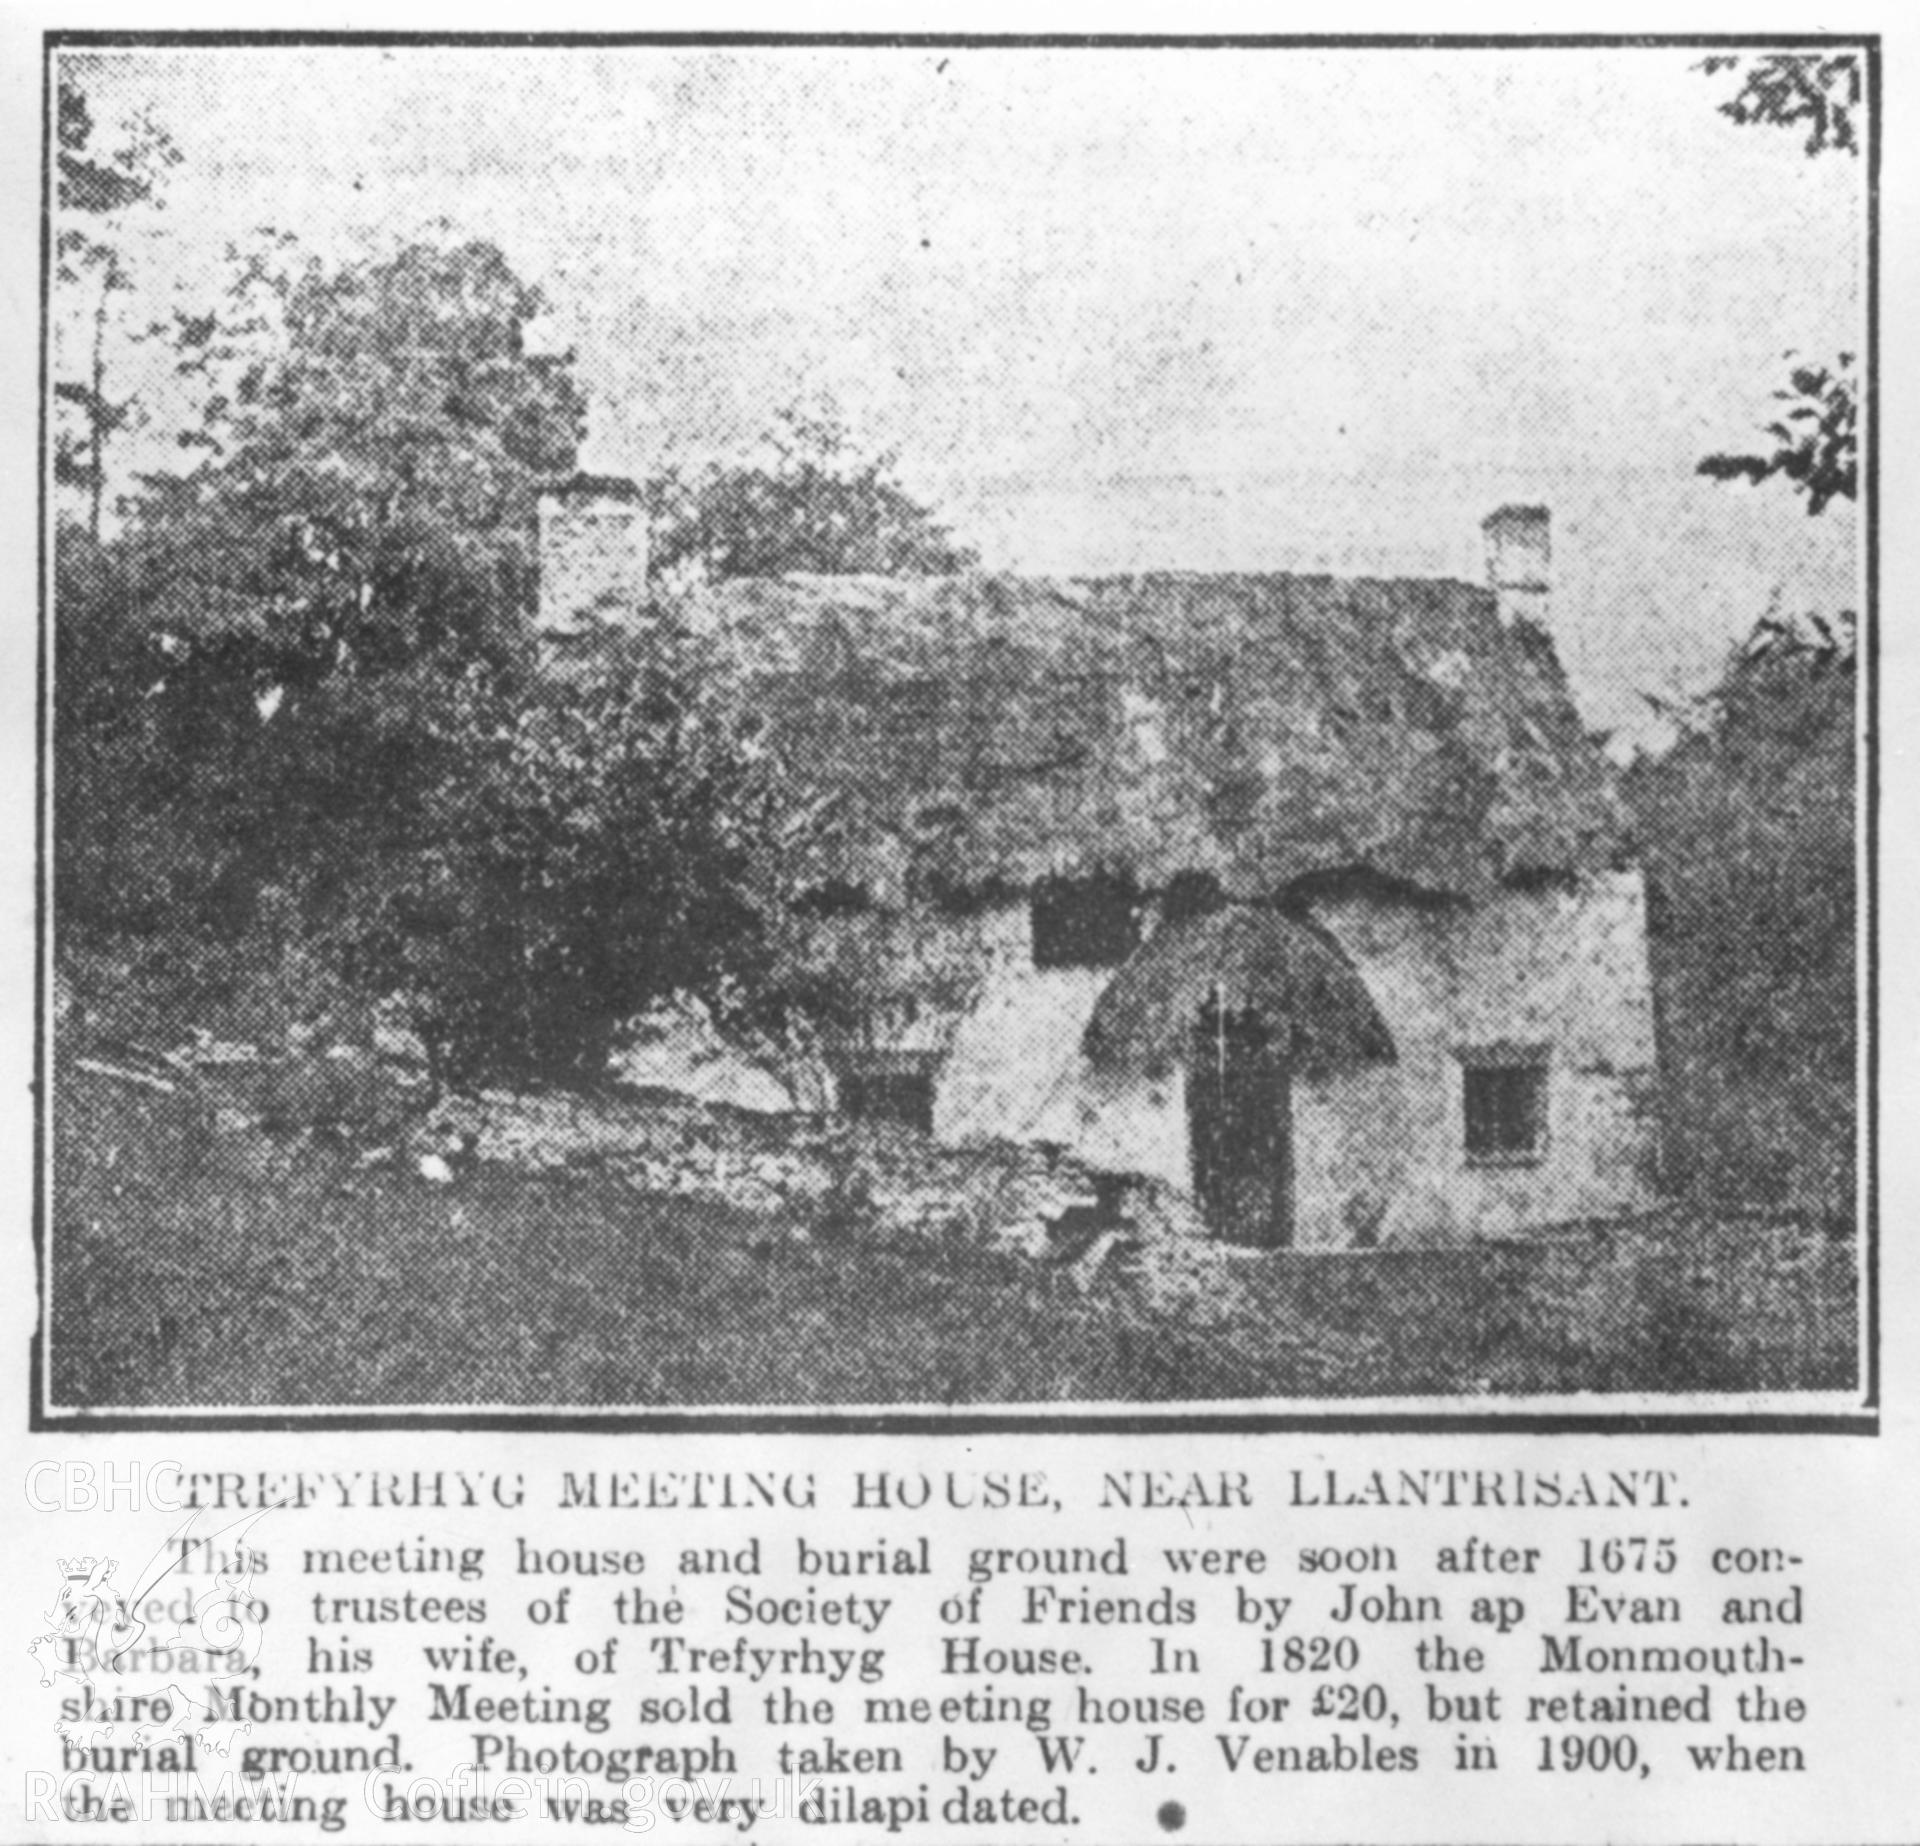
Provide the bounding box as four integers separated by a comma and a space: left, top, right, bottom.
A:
48, 43, 1863, 1408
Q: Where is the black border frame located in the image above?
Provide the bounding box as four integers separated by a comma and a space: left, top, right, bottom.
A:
30, 30, 1881, 1437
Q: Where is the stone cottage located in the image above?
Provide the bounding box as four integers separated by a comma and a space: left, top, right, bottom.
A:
536, 481, 1660, 1249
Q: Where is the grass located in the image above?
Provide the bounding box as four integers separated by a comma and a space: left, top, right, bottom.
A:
49, 1064, 1859, 1408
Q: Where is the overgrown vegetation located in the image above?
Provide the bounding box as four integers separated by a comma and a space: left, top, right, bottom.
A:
47, 60, 1865, 1405
649, 398, 978, 582
1626, 613, 1857, 1220
1697, 354, 1858, 517
359, 645, 792, 1087
50, 220, 821, 1088
53, 1065, 1854, 1406
54, 228, 590, 957
51, 97, 970, 1087
1623, 52, 1863, 1222
1694, 52, 1861, 517
1699, 50, 1863, 158
53, 71, 182, 540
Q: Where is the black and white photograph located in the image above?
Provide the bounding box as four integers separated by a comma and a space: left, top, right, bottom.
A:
38, 34, 1871, 1415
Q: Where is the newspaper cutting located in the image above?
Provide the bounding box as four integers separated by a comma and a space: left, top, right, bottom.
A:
2, 14, 1906, 1844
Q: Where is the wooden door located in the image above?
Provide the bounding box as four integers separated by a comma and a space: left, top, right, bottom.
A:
1187, 999, 1293, 1247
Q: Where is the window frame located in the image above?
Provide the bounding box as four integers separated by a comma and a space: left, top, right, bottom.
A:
1029, 872, 1143, 972
1456, 1043, 1551, 1168
830, 1049, 943, 1135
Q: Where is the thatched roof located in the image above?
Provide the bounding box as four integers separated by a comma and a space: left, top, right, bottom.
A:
687, 569, 1627, 902
1084, 906, 1396, 1078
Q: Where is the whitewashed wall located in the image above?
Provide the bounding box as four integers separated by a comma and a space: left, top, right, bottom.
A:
931, 875, 1661, 1248
620, 876, 1661, 1248
1294, 873, 1661, 1247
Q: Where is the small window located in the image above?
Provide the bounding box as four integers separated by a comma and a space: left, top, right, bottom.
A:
834, 1053, 940, 1135
1462, 1062, 1549, 1165
1160, 870, 1225, 928
1031, 873, 1141, 970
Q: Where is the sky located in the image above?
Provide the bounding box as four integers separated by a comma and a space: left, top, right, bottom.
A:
58, 42, 1867, 746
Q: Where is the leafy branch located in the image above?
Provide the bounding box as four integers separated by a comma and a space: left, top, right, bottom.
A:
1697, 52, 1863, 158
1698, 354, 1857, 517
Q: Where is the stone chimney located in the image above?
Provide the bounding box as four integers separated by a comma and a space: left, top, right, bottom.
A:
1481, 504, 1550, 629
536, 474, 649, 636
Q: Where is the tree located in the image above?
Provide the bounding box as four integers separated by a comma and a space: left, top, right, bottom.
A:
1698, 51, 1863, 157
360, 643, 791, 1086
58, 237, 587, 949
129, 236, 586, 686
1698, 352, 1857, 516
1695, 53, 1862, 515
650, 398, 978, 580
1625, 610, 1856, 1215
54, 71, 181, 538
1629, 52, 1868, 1220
